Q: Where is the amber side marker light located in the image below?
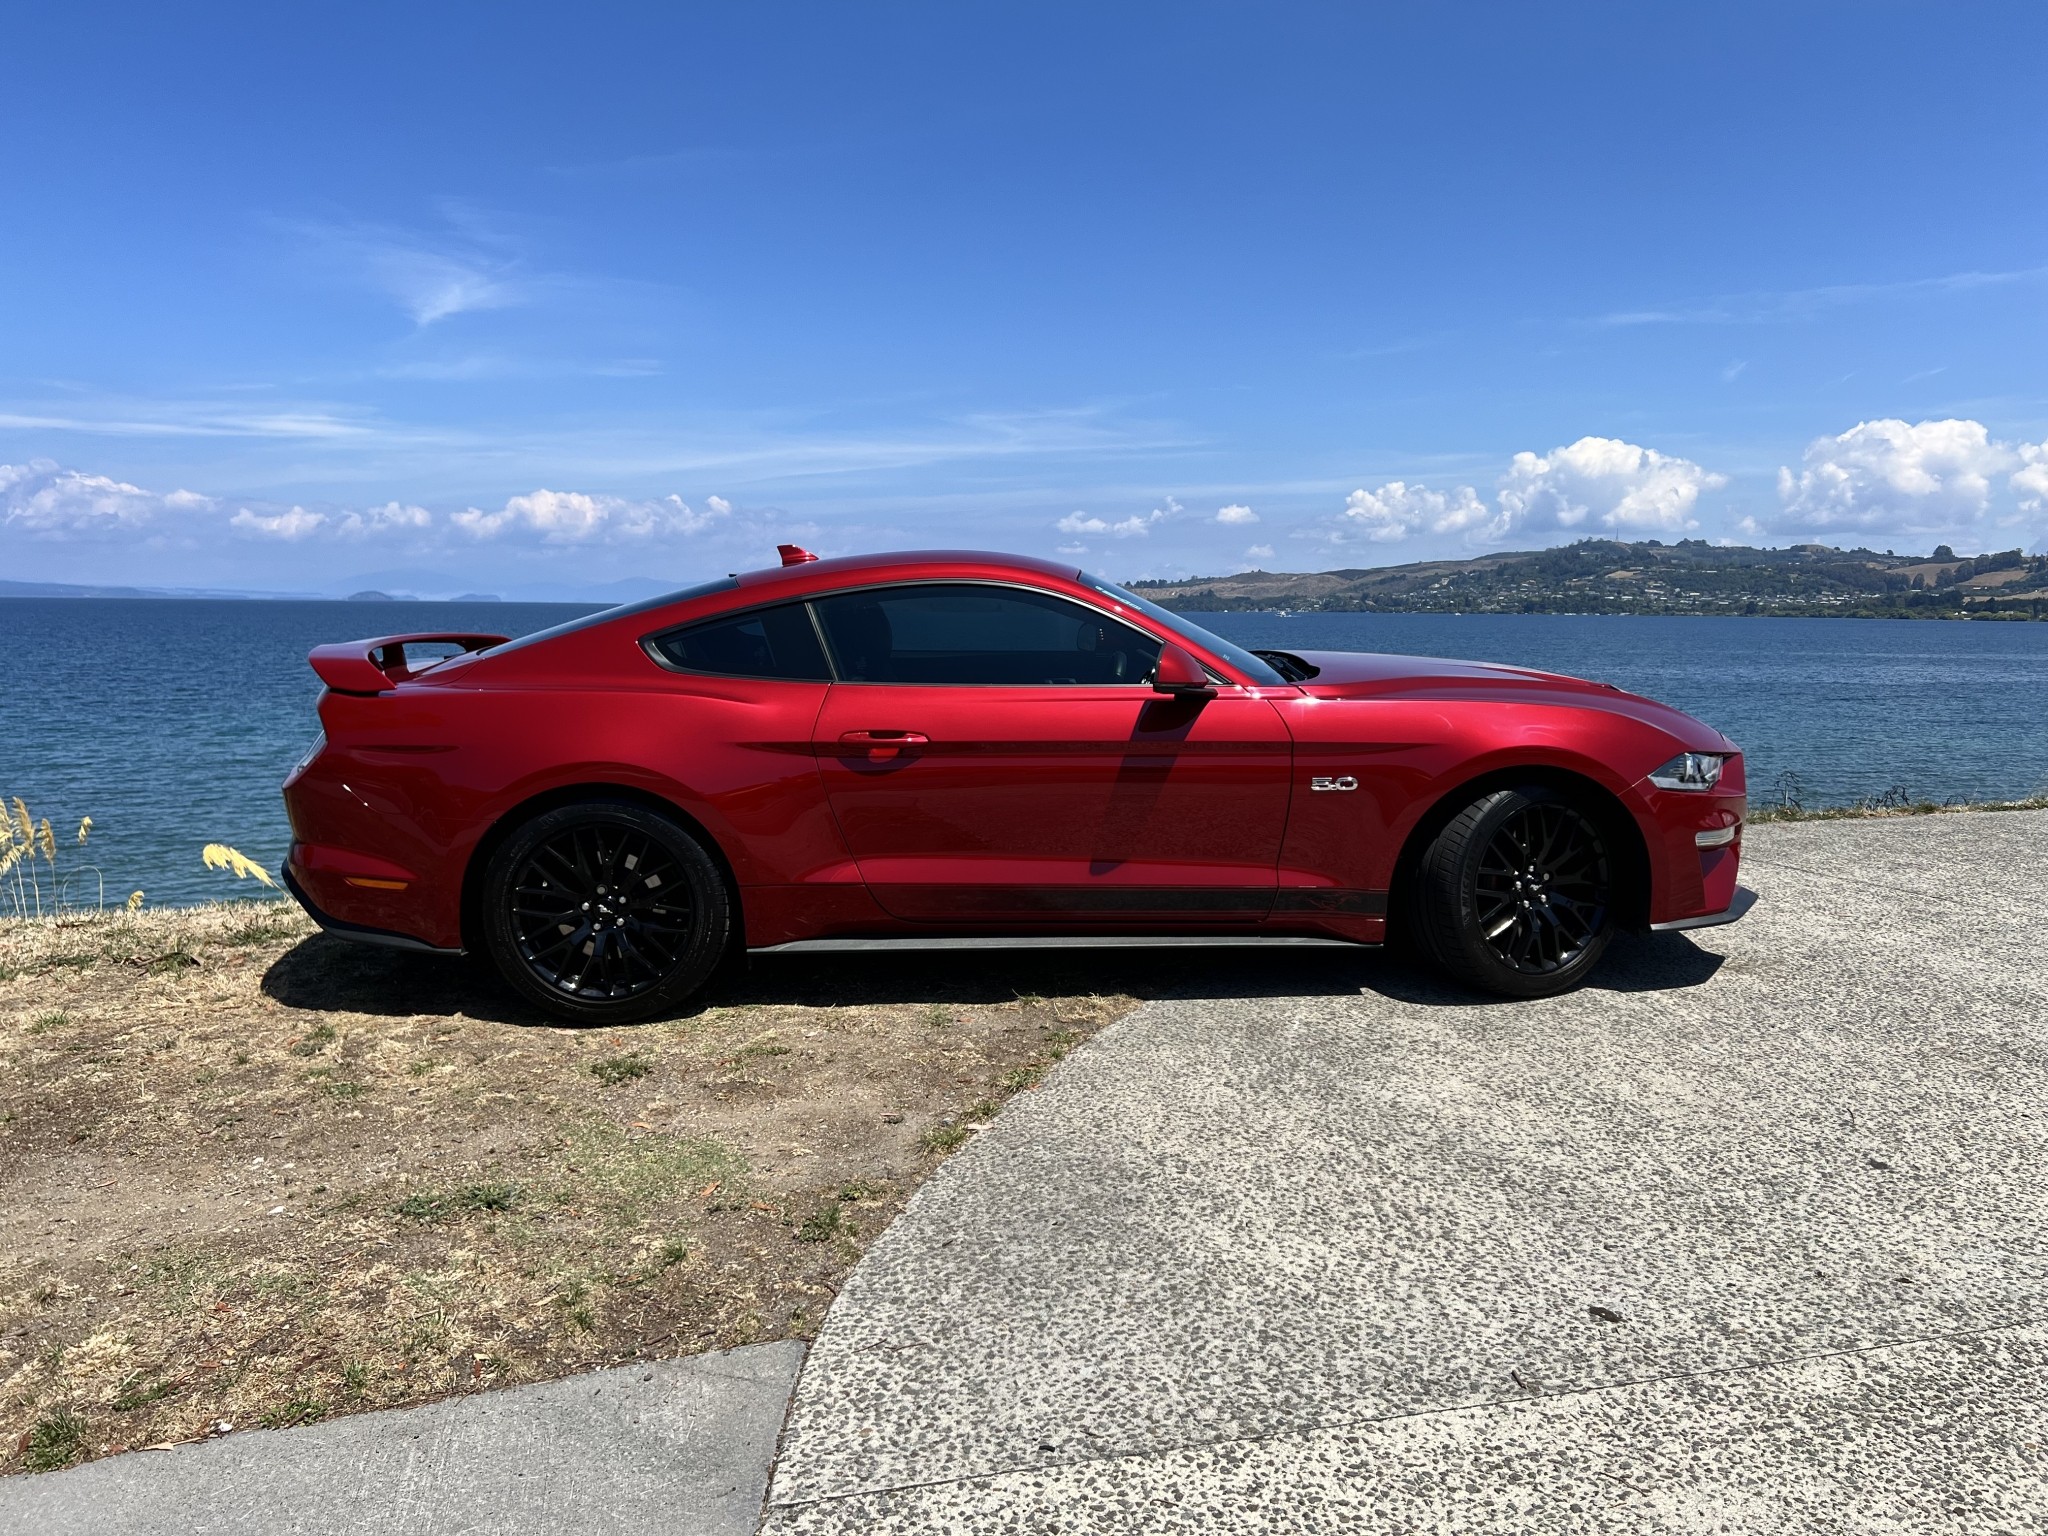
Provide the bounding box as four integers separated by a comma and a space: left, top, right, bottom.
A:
343, 876, 410, 891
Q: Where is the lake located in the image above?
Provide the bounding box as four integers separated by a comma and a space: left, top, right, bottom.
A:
2, 596, 2044, 908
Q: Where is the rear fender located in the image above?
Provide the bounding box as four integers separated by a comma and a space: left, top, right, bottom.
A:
455, 773, 748, 956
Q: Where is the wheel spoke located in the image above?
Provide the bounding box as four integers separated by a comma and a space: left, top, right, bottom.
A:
507, 822, 696, 1001
1471, 801, 1609, 976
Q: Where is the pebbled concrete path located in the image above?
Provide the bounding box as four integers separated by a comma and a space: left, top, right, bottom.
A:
761, 812, 2048, 1532
3, 1341, 804, 1536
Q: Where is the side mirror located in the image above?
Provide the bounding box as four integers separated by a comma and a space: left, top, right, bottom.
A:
1152, 641, 1216, 698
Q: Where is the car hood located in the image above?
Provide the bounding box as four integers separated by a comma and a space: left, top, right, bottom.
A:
1283, 650, 1737, 753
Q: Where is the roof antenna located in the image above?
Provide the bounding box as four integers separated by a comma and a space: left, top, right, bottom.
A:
777, 544, 819, 566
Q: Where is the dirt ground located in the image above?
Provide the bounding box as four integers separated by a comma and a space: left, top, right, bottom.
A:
0, 903, 1149, 1473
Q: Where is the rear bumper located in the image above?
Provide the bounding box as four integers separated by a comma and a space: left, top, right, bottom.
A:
1649, 883, 1758, 933
281, 862, 463, 956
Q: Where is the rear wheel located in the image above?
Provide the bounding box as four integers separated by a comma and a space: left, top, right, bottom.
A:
482, 801, 730, 1024
1413, 786, 1615, 998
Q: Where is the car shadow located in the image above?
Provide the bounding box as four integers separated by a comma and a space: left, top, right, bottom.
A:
261, 928, 1723, 1027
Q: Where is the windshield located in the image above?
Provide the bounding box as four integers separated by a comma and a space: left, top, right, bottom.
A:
1081, 576, 1287, 686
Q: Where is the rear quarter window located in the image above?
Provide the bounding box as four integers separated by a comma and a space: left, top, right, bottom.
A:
648, 602, 832, 681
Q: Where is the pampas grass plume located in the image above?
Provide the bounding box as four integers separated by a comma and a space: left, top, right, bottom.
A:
202, 843, 277, 887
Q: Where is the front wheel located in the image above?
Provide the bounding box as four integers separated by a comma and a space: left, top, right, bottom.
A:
1412, 787, 1615, 999
481, 801, 731, 1024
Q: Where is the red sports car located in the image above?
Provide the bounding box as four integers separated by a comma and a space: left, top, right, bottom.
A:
282, 547, 1753, 1022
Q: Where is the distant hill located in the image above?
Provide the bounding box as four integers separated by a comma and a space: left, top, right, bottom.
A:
1133, 539, 2048, 619
0, 578, 325, 600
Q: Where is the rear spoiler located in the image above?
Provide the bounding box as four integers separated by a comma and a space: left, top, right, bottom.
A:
307, 633, 509, 695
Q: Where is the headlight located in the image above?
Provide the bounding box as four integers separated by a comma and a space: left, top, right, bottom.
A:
1648, 752, 1726, 791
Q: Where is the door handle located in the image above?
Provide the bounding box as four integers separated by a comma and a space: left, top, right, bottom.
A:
838, 730, 929, 757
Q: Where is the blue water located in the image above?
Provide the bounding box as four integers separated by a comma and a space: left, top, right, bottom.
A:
2, 598, 2044, 907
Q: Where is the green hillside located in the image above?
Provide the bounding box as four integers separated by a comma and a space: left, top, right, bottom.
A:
1132, 539, 2048, 619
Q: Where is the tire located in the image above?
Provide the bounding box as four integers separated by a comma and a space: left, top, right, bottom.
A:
481, 800, 731, 1024
1412, 786, 1615, 999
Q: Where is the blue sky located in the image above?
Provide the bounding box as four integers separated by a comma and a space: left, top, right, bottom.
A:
4, 2, 2045, 597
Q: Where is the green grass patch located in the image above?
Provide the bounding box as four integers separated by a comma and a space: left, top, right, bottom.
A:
795, 1203, 849, 1243
289, 1022, 337, 1057
143, 1251, 230, 1309
258, 1397, 327, 1429
588, 1052, 652, 1086
21, 1408, 87, 1471
559, 1118, 744, 1227
394, 1190, 451, 1223
110, 1373, 181, 1412
555, 1277, 597, 1332
457, 1181, 521, 1213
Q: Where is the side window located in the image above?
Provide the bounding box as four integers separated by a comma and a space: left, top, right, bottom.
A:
649, 602, 831, 681
811, 584, 1162, 685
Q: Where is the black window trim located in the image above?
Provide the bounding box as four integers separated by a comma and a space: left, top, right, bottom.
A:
640, 577, 1235, 688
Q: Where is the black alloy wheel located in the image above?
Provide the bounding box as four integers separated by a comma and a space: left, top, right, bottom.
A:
482, 801, 730, 1024
1412, 786, 1616, 998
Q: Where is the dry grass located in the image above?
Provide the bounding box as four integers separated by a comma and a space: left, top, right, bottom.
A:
0, 903, 1135, 1471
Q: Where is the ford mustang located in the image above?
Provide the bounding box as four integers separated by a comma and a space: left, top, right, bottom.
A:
281, 547, 1753, 1022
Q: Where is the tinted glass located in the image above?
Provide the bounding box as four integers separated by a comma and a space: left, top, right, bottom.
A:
812, 583, 1162, 685
651, 601, 831, 680
1080, 575, 1287, 686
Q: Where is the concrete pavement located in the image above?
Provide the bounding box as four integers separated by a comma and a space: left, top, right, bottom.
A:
761, 811, 2048, 1532
2, 1342, 804, 1536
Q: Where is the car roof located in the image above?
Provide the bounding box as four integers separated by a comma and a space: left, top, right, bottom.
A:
730, 548, 1084, 594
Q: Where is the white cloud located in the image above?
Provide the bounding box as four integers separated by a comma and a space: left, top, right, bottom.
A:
1336, 481, 1497, 544
1055, 542, 1088, 556
450, 489, 722, 543
1771, 419, 2018, 538
1320, 437, 1724, 549
0, 459, 214, 537
1215, 503, 1258, 525
3, 457, 746, 565
1244, 543, 1275, 561
1498, 437, 1726, 536
1056, 497, 1179, 539
1594, 263, 2048, 327
290, 217, 529, 326
2013, 444, 2048, 516
231, 506, 327, 540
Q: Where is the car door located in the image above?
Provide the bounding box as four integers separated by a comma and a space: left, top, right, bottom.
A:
807, 580, 1294, 923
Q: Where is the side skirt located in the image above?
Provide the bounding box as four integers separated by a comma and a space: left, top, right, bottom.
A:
750, 934, 1377, 954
